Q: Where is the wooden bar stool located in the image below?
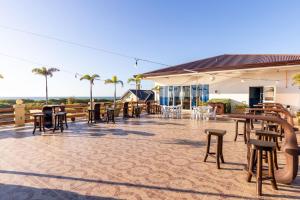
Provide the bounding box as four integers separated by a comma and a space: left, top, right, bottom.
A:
106, 109, 115, 124
87, 109, 95, 123
247, 139, 278, 196
53, 112, 64, 133
59, 106, 68, 129
234, 119, 247, 144
32, 113, 45, 135
204, 129, 226, 169
253, 130, 280, 169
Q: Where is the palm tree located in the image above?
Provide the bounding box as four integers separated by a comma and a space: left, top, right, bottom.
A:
80, 74, 100, 110
32, 67, 60, 104
127, 74, 144, 107
104, 75, 123, 108
292, 73, 300, 86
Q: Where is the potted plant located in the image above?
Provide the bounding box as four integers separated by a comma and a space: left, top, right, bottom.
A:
234, 103, 248, 114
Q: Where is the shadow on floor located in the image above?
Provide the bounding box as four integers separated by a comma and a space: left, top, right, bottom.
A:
164, 139, 206, 148
0, 169, 293, 199
0, 183, 118, 200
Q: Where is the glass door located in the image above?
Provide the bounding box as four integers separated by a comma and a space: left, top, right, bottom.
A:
182, 86, 190, 109
174, 86, 181, 106
168, 86, 174, 106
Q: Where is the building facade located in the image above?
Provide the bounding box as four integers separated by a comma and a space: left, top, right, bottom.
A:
142, 54, 300, 111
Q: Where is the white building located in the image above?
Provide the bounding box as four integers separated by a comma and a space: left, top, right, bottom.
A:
142, 54, 300, 111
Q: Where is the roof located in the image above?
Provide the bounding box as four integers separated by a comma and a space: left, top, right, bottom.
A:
142, 54, 300, 77
121, 90, 154, 101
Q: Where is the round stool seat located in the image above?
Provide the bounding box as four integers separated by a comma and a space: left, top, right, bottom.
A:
249, 139, 276, 150
204, 129, 226, 135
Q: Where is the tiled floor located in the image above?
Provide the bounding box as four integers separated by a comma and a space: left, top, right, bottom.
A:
0, 116, 299, 199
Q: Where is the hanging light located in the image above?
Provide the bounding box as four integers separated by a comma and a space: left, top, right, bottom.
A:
209, 75, 215, 81
241, 79, 245, 83
134, 58, 139, 68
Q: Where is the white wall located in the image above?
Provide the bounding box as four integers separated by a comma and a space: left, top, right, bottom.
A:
209, 70, 300, 110
151, 67, 300, 111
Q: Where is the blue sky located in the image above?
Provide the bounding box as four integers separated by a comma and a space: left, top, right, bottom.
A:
0, 0, 300, 97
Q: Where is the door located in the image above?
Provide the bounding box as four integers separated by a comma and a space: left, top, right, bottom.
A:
249, 87, 263, 108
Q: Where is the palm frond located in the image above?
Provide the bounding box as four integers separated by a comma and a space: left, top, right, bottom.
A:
104, 79, 114, 84
91, 74, 100, 80
80, 74, 92, 81
117, 80, 124, 87
135, 74, 144, 80
292, 73, 300, 86
127, 78, 135, 83
112, 75, 117, 82
32, 68, 46, 75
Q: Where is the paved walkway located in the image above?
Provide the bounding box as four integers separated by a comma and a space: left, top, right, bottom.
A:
0, 116, 299, 199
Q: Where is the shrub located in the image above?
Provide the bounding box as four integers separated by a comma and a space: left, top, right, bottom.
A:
208, 98, 231, 113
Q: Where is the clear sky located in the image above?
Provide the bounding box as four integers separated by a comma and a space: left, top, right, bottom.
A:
0, 0, 300, 98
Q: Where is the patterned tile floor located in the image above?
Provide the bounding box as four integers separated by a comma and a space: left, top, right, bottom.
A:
0, 116, 299, 200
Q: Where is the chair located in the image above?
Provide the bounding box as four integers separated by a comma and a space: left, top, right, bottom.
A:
42, 106, 53, 129
161, 106, 170, 118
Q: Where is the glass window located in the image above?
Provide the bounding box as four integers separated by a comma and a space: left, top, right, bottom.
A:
159, 86, 169, 105
182, 86, 190, 109
203, 84, 209, 102
191, 85, 197, 107
174, 86, 181, 105
198, 84, 209, 103
168, 86, 174, 106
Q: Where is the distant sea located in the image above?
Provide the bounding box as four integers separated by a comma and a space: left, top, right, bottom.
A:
0, 96, 117, 100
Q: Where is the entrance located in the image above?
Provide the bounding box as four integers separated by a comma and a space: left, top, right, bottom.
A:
249, 87, 263, 108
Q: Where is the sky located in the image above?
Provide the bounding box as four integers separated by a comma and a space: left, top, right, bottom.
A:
0, 0, 300, 98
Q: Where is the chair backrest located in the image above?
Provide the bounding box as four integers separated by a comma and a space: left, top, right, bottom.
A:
94, 103, 101, 120
42, 106, 53, 128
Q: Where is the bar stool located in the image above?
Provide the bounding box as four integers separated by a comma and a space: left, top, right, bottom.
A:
204, 129, 226, 169
59, 106, 68, 129
234, 119, 247, 144
87, 109, 95, 123
53, 112, 64, 133
253, 130, 280, 169
247, 139, 278, 196
106, 109, 115, 124
32, 113, 45, 135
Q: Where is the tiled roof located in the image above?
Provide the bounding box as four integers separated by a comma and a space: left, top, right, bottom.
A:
142, 54, 300, 77
121, 90, 154, 101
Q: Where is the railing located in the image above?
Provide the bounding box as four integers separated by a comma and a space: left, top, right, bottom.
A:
0, 101, 153, 126
0, 107, 14, 125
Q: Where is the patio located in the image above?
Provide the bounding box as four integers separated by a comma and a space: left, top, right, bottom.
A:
0, 116, 299, 199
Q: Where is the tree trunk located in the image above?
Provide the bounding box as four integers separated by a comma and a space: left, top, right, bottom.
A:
114, 83, 116, 109
45, 75, 48, 105
90, 81, 93, 110
136, 80, 139, 107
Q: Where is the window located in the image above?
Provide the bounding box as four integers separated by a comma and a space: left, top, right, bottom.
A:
174, 86, 181, 106
159, 86, 169, 105
168, 86, 174, 106
182, 86, 191, 109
